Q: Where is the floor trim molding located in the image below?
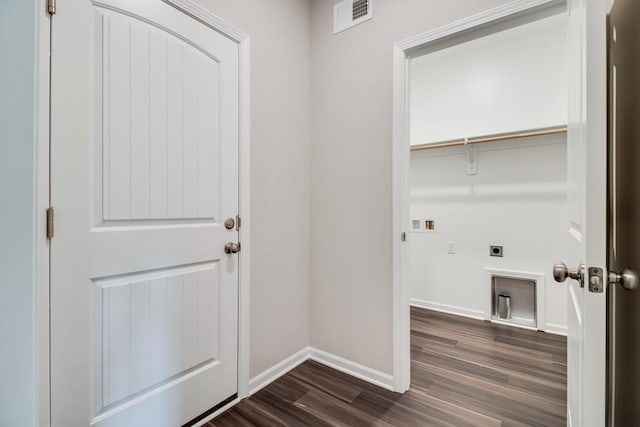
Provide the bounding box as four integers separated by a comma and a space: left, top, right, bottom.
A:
247, 346, 396, 399
544, 323, 568, 336
248, 347, 310, 396
410, 298, 486, 321
308, 347, 395, 391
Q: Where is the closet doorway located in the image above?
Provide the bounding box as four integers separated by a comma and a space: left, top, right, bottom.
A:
394, 3, 573, 425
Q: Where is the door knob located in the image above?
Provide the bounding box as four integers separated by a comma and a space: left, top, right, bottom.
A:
608, 268, 638, 291
553, 262, 585, 286
224, 242, 241, 254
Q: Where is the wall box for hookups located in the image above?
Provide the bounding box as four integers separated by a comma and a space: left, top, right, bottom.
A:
491, 275, 537, 328
411, 218, 436, 233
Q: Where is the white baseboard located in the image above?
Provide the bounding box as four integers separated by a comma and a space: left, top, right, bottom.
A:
410, 298, 485, 321
544, 323, 568, 336
248, 347, 310, 395
248, 346, 396, 396
308, 347, 395, 391
490, 318, 538, 331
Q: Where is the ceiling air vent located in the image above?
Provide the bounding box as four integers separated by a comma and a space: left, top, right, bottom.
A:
333, 0, 372, 34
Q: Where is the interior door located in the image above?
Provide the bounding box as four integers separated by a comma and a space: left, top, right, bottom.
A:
607, 0, 640, 423
559, 0, 608, 426
50, 1, 239, 426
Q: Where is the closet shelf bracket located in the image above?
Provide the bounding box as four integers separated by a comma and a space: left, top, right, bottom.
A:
465, 139, 477, 175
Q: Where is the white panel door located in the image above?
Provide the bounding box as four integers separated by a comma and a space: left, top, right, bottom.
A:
563, 0, 607, 426
50, 1, 239, 426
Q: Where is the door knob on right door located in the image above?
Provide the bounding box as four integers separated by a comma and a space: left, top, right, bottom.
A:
608, 268, 639, 291
553, 261, 585, 286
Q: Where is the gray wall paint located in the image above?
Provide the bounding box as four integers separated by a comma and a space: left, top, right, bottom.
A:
193, 0, 312, 378
310, 0, 513, 374
0, 0, 39, 425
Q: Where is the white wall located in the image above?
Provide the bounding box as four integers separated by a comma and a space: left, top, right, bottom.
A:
310, 0, 514, 376
409, 137, 568, 332
180, 0, 313, 379
410, 14, 568, 145
0, 0, 39, 426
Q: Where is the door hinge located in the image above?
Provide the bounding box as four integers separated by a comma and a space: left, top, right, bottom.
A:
47, 0, 56, 15
236, 214, 241, 231
46, 207, 54, 239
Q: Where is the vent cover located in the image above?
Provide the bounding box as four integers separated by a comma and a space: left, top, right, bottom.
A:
334, 0, 372, 34
352, 0, 368, 19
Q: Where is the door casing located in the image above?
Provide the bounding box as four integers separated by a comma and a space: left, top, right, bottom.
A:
391, 0, 569, 393
37, 0, 252, 425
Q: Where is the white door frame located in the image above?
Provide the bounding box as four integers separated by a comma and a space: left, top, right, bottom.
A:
37, 0, 252, 424
36, 3, 52, 426
391, 0, 566, 392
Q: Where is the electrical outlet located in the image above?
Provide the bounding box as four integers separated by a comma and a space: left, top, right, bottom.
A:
490, 245, 503, 257
448, 241, 456, 254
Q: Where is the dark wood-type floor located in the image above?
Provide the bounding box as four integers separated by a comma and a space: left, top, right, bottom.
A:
207, 307, 567, 426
